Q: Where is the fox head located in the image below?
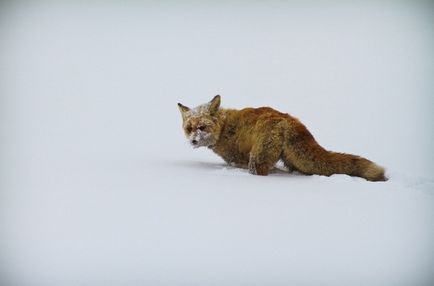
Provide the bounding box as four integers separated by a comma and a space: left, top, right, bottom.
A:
178, 95, 222, 148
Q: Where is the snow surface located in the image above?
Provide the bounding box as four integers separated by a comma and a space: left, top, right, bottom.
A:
1, 1, 433, 286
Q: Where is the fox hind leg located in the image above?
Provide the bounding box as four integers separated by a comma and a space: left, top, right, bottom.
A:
248, 153, 281, 176
248, 134, 283, 176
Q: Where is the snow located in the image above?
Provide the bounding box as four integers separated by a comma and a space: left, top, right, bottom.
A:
1, 1, 433, 286
185, 102, 213, 118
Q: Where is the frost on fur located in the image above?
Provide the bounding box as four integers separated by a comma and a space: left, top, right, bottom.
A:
178, 95, 222, 149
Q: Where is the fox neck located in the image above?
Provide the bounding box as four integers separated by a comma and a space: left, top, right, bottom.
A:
208, 108, 236, 151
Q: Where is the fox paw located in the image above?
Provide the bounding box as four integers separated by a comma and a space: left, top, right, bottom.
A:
248, 155, 270, 176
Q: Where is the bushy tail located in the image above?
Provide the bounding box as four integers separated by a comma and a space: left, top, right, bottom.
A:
282, 122, 387, 182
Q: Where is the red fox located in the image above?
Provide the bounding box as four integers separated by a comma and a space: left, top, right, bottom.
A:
178, 95, 387, 181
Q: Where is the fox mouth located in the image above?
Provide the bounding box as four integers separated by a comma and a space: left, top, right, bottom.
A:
191, 141, 209, 149
190, 138, 206, 148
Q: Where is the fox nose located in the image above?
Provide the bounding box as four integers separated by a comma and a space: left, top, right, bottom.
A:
192, 140, 198, 145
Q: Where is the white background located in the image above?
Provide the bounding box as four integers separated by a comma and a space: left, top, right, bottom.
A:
1, 1, 433, 285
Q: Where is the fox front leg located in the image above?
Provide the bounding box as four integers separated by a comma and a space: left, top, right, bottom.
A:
248, 153, 258, 175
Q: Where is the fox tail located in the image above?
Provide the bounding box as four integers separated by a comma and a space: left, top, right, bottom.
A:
282, 122, 387, 182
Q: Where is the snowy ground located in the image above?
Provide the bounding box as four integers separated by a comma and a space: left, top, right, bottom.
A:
1, 1, 433, 286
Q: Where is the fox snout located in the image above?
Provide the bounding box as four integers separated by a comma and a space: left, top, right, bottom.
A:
189, 130, 211, 148
190, 138, 200, 148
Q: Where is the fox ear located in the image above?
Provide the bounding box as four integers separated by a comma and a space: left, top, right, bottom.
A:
209, 95, 221, 115
178, 103, 190, 113
178, 103, 190, 120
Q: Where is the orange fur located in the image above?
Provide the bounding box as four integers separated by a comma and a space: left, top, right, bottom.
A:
178, 95, 387, 182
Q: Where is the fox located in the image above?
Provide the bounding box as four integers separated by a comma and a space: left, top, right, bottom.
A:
177, 95, 387, 182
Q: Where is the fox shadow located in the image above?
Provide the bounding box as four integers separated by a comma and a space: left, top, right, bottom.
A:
173, 159, 303, 177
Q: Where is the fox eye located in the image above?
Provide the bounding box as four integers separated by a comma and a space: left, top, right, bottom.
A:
186, 126, 192, 133
198, 125, 206, 131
